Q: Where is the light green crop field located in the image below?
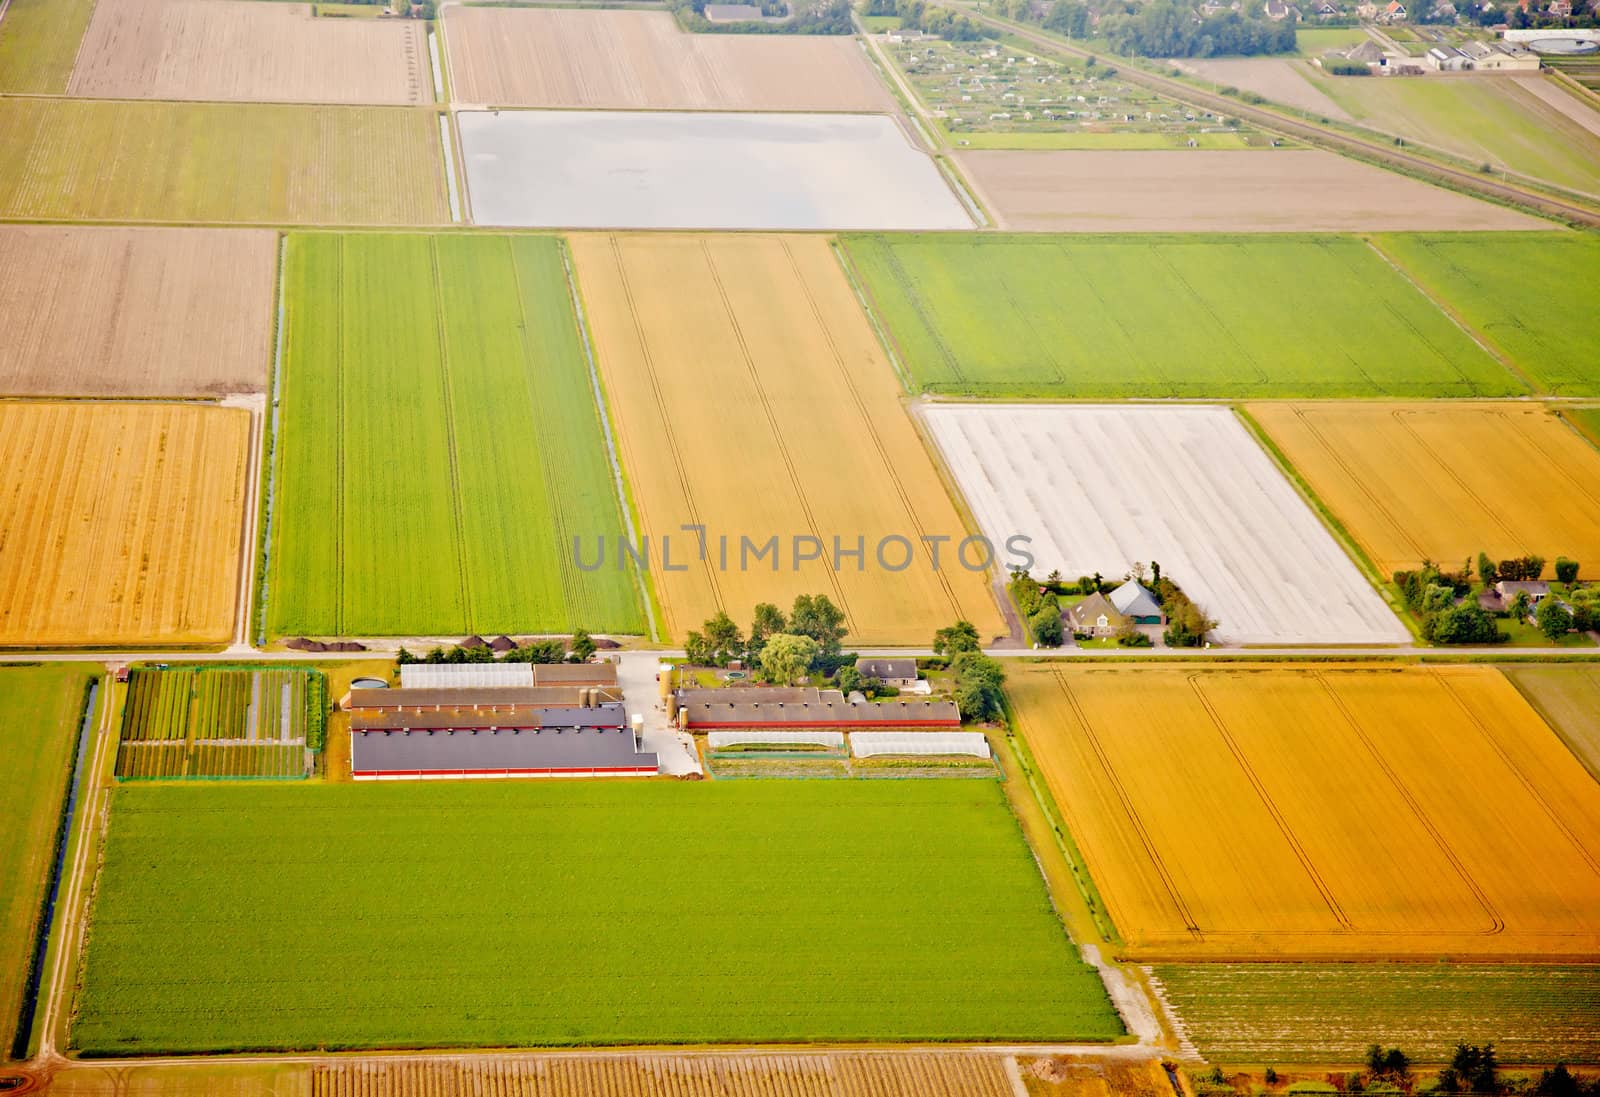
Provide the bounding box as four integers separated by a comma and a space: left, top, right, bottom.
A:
73, 780, 1121, 1053
1503, 664, 1600, 782
266, 233, 643, 638
1375, 233, 1600, 396
1293, 26, 1373, 57
1154, 964, 1600, 1064
1567, 408, 1600, 448
843, 234, 1523, 399
0, 663, 97, 1057
1309, 73, 1600, 196
0, 99, 447, 224
0, 0, 95, 93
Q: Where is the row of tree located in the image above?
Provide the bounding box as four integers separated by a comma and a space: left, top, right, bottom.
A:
1099, 1, 1297, 57
682, 593, 852, 675
396, 631, 596, 665
1238, 1044, 1594, 1097
861, 0, 990, 38
675, 0, 853, 33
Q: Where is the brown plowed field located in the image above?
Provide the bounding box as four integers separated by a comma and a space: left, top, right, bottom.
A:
69, 0, 429, 104
0, 226, 275, 397
1249, 402, 1600, 577
310, 1051, 1015, 1096
444, 7, 892, 111
0, 401, 249, 648
953, 149, 1549, 231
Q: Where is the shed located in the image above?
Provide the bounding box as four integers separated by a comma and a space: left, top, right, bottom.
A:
1109, 580, 1164, 625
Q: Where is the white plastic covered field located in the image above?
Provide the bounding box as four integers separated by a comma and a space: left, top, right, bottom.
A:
923, 404, 1409, 646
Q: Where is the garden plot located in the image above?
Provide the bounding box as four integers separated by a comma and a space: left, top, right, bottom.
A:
952, 150, 1544, 232
458, 111, 970, 230
0, 226, 275, 397
68, 0, 428, 104
923, 404, 1406, 645
445, 7, 889, 112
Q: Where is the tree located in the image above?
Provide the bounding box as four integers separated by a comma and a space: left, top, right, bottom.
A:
1445, 1044, 1498, 1095
951, 649, 1005, 722
933, 619, 981, 656
1537, 595, 1573, 641
1367, 1046, 1410, 1081
835, 665, 866, 694
1534, 1065, 1580, 1097
789, 593, 848, 658
1555, 557, 1580, 585
747, 602, 786, 662
1028, 599, 1064, 647
1511, 590, 1533, 622
702, 611, 745, 666
569, 628, 596, 663
1424, 603, 1502, 644
1477, 552, 1498, 586
395, 646, 416, 665
759, 633, 820, 685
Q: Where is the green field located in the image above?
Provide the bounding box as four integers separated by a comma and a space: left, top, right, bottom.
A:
0, 99, 447, 224
1154, 964, 1600, 1064
0, 0, 95, 93
1308, 72, 1600, 196
267, 234, 644, 638
843, 234, 1523, 399
1375, 233, 1600, 396
1567, 408, 1600, 448
114, 667, 325, 779
0, 663, 97, 1057
73, 780, 1121, 1053
1293, 26, 1374, 57
1503, 664, 1600, 782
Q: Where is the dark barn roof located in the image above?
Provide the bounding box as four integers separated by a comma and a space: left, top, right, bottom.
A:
345, 685, 622, 712
351, 726, 657, 779
855, 657, 918, 680
529, 662, 618, 687
352, 702, 628, 732
682, 699, 960, 729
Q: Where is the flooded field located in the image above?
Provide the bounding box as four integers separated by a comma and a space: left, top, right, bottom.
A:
458, 110, 972, 230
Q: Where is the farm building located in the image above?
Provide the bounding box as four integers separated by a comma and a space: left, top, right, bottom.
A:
853, 657, 919, 687
676, 687, 961, 730
1068, 593, 1128, 638
1459, 40, 1541, 70
1110, 580, 1164, 625
350, 701, 658, 779
342, 684, 622, 711
398, 661, 618, 689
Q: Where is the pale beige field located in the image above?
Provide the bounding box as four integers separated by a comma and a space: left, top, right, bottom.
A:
444, 7, 892, 111
1174, 57, 1351, 121
570, 233, 1004, 646
69, 0, 428, 104
0, 402, 249, 647
1012, 663, 1600, 959
0, 226, 275, 396
1250, 402, 1600, 578
953, 149, 1548, 231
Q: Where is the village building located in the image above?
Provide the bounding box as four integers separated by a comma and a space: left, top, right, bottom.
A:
853, 657, 919, 687
1068, 592, 1129, 638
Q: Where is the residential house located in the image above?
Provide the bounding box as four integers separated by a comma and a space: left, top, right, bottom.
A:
1380, 0, 1408, 20
1109, 580, 1165, 625
854, 657, 919, 688
1308, 0, 1343, 14
1068, 593, 1129, 638
1496, 579, 1551, 603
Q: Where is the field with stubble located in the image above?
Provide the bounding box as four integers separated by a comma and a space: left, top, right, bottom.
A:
1249, 402, 1600, 578
444, 7, 890, 112
569, 233, 1004, 646
1010, 663, 1600, 959
69, 0, 429, 104
0, 98, 446, 225
0, 226, 276, 397
0, 402, 249, 648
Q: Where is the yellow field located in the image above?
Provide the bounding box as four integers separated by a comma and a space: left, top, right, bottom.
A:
1249, 402, 1600, 578
0, 402, 249, 647
570, 234, 1003, 645
1010, 663, 1600, 959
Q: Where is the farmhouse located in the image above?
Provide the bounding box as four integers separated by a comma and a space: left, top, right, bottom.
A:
1110, 580, 1165, 625
676, 687, 961, 729
1496, 579, 1552, 602
854, 657, 919, 687
1068, 593, 1129, 638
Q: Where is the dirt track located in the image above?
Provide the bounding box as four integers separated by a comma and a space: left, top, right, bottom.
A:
956, 148, 1548, 231
0, 225, 276, 396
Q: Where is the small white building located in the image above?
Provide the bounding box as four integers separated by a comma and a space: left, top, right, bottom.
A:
1425, 44, 1472, 69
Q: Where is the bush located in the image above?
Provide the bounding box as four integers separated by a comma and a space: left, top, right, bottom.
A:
1555, 557, 1580, 584
1286, 1083, 1338, 1095
1324, 58, 1372, 74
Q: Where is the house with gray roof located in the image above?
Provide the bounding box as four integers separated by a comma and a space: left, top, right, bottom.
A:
1109, 580, 1164, 625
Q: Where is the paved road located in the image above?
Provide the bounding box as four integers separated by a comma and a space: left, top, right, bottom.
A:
614, 651, 701, 776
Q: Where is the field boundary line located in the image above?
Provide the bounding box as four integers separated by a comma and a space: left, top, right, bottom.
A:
1362, 236, 1536, 396
427, 237, 475, 628
606, 233, 723, 631
781, 237, 968, 626
699, 237, 853, 625
1148, 245, 1267, 387
1049, 671, 1200, 940
1185, 673, 1352, 931
558, 238, 657, 642
62, 0, 100, 93
830, 239, 917, 396
1313, 669, 1505, 935
253, 233, 289, 647
1502, 665, 1600, 786
1431, 668, 1600, 876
